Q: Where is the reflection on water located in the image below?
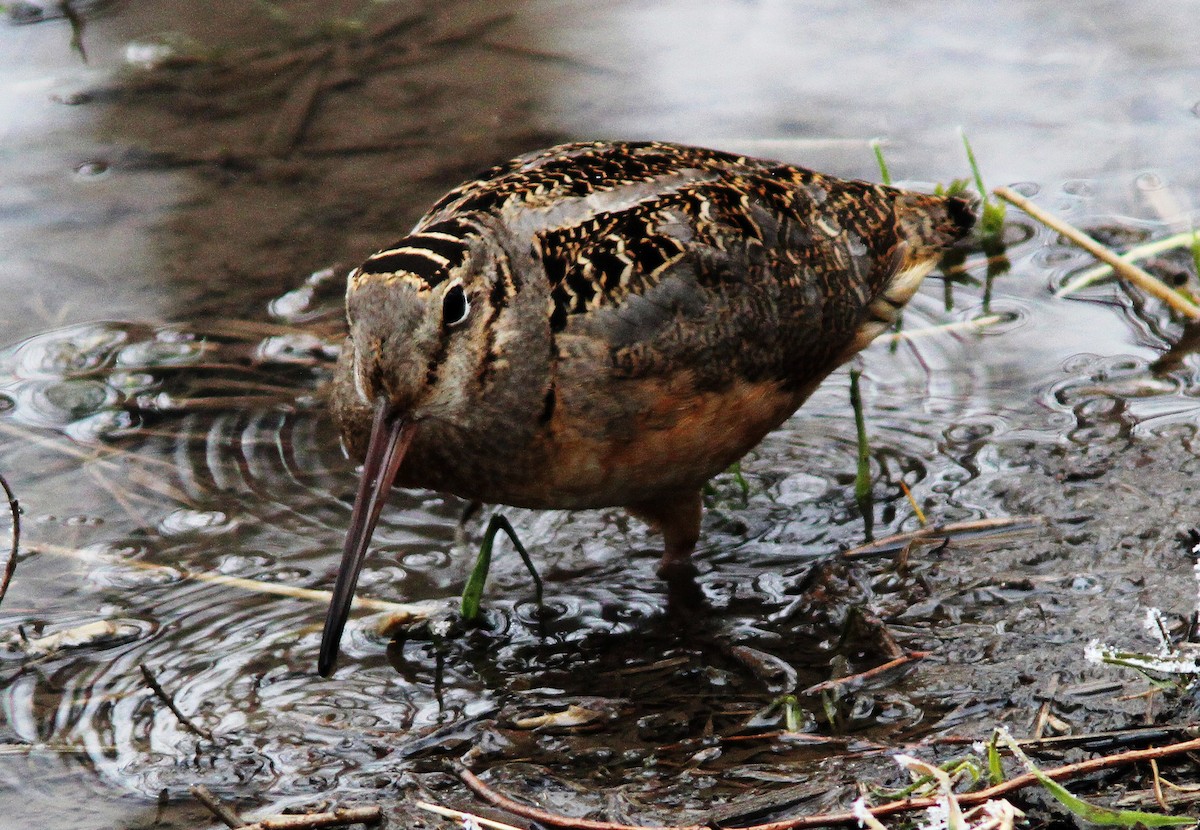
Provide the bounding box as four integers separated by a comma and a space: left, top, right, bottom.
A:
4, 0, 1200, 828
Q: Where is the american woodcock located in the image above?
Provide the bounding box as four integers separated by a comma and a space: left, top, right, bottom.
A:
318, 140, 974, 675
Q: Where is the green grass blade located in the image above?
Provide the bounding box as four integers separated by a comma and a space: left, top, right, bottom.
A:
997, 730, 1194, 826
961, 129, 987, 203
781, 694, 802, 733
986, 733, 1005, 786
959, 129, 1006, 236
728, 461, 750, 505
460, 527, 496, 622
849, 368, 871, 505
871, 139, 892, 186
460, 514, 542, 622
820, 690, 841, 733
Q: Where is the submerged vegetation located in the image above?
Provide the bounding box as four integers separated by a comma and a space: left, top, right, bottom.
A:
959, 129, 1006, 240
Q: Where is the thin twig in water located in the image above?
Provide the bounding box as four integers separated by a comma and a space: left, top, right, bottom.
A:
994, 186, 1200, 319
415, 801, 524, 830
200, 317, 343, 339
459, 735, 1200, 830
139, 664, 215, 741
881, 314, 1004, 343
0, 742, 97, 755
190, 785, 246, 828
0, 471, 20, 609
802, 651, 931, 696
132, 394, 299, 413
0, 418, 183, 475
240, 806, 382, 829
33, 541, 439, 618
840, 516, 1042, 559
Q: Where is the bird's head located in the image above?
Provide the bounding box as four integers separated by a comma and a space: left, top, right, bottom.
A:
318, 220, 497, 676
339, 221, 494, 433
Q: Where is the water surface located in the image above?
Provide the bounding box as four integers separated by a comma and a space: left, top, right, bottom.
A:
3, 2, 1200, 827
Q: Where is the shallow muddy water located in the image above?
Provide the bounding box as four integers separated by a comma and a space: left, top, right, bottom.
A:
3, 2, 1200, 828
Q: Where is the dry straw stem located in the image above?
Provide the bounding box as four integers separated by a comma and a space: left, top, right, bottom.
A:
1056, 231, 1200, 298
459, 734, 1200, 830
31, 541, 436, 619
192, 788, 381, 830
415, 801, 526, 830
993, 186, 1200, 320
0, 743, 95, 755
840, 515, 1041, 559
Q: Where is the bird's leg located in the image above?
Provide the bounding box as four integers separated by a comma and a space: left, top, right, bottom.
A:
455, 500, 482, 547
461, 513, 543, 623
628, 489, 703, 579
459, 500, 483, 526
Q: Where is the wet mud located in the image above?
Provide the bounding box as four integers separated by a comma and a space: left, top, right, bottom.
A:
4, 2, 1200, 828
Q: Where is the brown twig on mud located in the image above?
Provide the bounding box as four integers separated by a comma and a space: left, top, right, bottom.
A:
138, 663, 215, 741
993, 185, 1200, 320
190, 785, 247, 828
0, 470, 20, 609
460, 735, 1200, 830
240, 806, 382, 829
801, 651, 930, 696
1010, 724, 1199, 752
840, 516, 1041, 559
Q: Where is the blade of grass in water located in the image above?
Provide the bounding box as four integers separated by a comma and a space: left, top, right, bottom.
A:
960, 128, 1005, 237
871, 139, 892, 186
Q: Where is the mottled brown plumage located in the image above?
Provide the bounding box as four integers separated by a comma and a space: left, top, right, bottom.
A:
319, 141, 974, 675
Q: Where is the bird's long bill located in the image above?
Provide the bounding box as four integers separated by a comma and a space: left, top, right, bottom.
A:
317, 400, 416, 677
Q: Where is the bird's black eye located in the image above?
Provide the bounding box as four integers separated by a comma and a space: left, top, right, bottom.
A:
442, 282, 470, 327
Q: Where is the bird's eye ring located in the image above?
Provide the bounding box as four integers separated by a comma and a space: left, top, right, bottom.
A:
442, 282, 470, 327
